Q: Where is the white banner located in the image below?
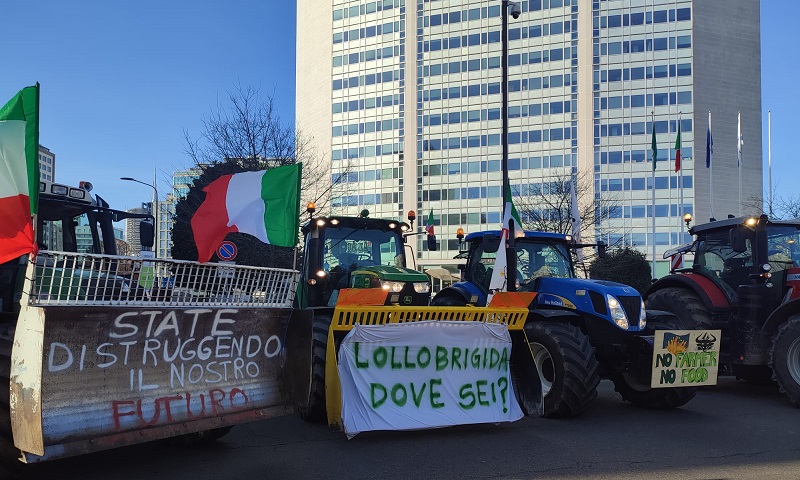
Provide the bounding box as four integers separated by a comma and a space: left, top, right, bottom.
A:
338, 321, 523, 437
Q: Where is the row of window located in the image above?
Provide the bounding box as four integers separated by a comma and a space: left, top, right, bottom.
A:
598, 175, 694, 192
420, 47, 574, 81
506, 46, 576, 68
332, 117, 402, 137
597, 8, 691, 29
331, 167, 401, 184
420, 154, 575, 178
333, 0, 401, 22
330, 143, 404, 161
599, 91, 692, 110
333, 20, 405, 45
331, 191, 402, 208
612, 203, 694, 220
606, 232, 694, 248
422, 100, 573, 127
507, 20, 578, 41
597, 35, 691, 56
421, 72, 574, 103
333, 44, 401, 68
332, 68, 400, 91
599, 63, 692, 82
421, 0, 571, 29
332, 93, 402, 114
596, 148, 694, 165
597, 119, 692, 138
421, 127, 576, 152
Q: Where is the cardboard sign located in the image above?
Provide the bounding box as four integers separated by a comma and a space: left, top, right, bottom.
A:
651, 329, 722, 388
338, 321, 523, 437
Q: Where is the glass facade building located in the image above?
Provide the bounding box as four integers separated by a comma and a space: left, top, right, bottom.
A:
297, 0, 762, 274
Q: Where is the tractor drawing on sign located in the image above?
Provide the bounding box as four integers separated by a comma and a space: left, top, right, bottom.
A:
429, 229, 703, 418
645, 214, 800, 407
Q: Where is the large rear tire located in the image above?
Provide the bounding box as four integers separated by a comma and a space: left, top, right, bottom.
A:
612, 317, 697, 409
645, 287, 712, 330
298, 314, 332, 423
769, 316, 800, 407
524, 321, 600, 418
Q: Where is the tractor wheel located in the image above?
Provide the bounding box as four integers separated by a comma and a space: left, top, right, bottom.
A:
769, 315, 800, 407
612, 317, 697, 409
524, 321, 600, 418
645, 287, 712, 330
298, 314, 332, 423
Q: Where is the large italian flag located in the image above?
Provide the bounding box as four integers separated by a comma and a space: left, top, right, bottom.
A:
0, 85, 39, 265
190, 164, 302, 262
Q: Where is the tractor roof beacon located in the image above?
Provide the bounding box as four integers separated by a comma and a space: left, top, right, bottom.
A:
645, 214, 800, 407
431, 230, 697, 418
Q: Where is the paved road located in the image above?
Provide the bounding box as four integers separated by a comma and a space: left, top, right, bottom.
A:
4, 378, 799, 479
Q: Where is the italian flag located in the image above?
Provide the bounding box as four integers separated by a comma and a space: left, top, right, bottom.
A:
190, 164, 302, 262
0, 85, 39, 265
488, 185, 524, 301
425, 209, 434, 235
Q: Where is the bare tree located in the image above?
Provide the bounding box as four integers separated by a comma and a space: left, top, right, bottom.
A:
514, 170, 624, 276
172, 85, 350, 264
514, 170, 623, 238
743, 188, 800, 221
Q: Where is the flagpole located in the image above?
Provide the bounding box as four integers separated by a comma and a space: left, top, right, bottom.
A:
738, 111, 742, 216
651, 110, 657, 279
708, 111, 714, 220
677, 112, 683, 235
768, 110, 773, 217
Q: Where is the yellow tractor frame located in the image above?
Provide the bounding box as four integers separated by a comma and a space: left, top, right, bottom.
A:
323, 290, 542, 427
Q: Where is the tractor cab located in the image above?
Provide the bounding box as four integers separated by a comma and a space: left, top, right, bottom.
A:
297, 212, 432, 308
687, 216, 800, 306
459, 231, 575, 295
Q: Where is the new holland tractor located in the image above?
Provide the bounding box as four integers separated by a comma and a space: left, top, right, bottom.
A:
430, 230, 698, 418
645, 214, 800, 406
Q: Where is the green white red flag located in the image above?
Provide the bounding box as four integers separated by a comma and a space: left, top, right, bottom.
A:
190, 163, 302, 262
0, 84, 40, 264
425, 210, 434, 235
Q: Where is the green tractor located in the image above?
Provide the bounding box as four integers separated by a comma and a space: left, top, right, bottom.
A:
293, 208, 434, 421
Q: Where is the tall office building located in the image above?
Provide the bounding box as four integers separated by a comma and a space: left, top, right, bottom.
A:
296, 0, 762, 275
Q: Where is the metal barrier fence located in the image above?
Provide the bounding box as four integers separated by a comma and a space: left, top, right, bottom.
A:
26, 251, 299, 307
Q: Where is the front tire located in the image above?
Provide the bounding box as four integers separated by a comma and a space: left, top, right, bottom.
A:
612, 316, 697, 409
769, 316, 800, 407
645, 287, 712, 330
524, 321, 600, 418
298, 314, 332, 423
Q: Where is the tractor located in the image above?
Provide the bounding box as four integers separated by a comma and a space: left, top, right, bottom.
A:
645, 214, 800, 406
430, 230, 698, 418
293, 209, 436, 422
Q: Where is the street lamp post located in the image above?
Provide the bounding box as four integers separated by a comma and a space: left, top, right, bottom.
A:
121, 177, 158, 258
502, 0, 521, 291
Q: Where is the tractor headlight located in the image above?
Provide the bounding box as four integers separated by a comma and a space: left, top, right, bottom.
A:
381, 281, 404, 292
413, 282, 430, 294
607, 294, 629, 329
639, 299, 647, 329
762, 263, 772, 272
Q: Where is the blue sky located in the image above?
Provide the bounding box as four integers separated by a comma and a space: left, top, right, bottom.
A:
0, 1, 797, 217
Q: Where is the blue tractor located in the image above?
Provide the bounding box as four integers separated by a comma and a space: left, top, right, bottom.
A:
431, 230, 696, 418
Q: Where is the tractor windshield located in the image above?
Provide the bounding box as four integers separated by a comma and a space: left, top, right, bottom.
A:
323, 227, 404, 271
766, 226, 800, 273
467, 239, 573, 292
